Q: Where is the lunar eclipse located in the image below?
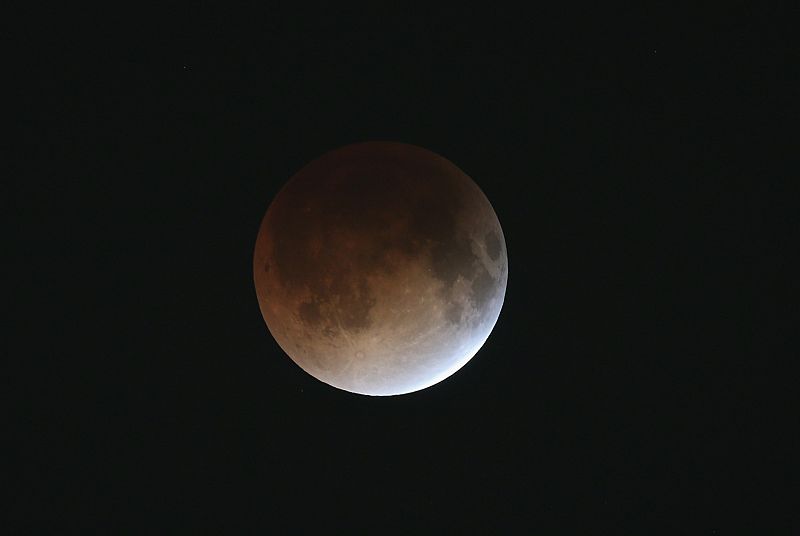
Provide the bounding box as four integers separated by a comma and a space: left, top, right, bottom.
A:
253, 141, 507, 395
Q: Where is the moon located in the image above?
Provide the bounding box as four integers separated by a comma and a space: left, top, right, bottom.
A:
253, 141, 507, 395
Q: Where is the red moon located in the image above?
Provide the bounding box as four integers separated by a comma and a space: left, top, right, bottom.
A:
253, 142, 507, 395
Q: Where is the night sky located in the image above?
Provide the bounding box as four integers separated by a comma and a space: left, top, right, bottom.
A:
14, 4, 793, 533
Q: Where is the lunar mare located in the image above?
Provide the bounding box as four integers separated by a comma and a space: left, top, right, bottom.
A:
253, 141, 507, 395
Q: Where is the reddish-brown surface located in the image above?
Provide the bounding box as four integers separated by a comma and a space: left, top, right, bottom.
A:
253, 142, 507, 395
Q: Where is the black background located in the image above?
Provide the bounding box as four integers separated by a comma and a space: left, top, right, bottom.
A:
13, 4, 794, 533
